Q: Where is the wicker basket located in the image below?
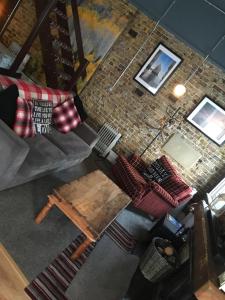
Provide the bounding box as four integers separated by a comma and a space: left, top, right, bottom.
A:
140, 237, 175, 282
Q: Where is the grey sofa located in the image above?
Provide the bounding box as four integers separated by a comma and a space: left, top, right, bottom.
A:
0, 120, 99, 191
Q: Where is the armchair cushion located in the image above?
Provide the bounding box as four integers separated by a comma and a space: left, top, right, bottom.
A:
159, 155, 178, 177
143, 159, 171, 183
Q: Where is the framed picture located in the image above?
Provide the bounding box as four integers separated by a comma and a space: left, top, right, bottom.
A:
187, 96, 225, 146
134, 43, 182, 95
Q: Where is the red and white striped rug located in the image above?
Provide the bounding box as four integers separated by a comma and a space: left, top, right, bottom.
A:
25, 220, 136, 300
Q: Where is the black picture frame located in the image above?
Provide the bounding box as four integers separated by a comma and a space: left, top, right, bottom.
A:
134, 43, 182, 95
187, 96, 225, 146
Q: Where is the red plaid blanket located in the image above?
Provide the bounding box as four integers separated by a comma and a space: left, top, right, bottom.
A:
0, 75, 73, 106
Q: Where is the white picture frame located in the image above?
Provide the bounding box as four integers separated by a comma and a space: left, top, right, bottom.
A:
134, 43, 182, 95
187, 96, 225, 146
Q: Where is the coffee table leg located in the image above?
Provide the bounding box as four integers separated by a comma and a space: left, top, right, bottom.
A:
35, 196, 55, 224
71, 237, 92, 261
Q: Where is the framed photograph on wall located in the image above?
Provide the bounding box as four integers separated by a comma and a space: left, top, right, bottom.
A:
187, 96, 225, 146
134, 43, 182, 95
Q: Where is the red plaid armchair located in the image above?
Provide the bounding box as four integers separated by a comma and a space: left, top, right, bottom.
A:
112, 154, 193, 218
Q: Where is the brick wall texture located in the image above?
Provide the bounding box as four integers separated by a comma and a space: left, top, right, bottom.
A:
2, 0, 225, 194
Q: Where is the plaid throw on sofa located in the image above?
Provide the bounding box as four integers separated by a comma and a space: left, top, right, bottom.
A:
0, 75, 73, 106
13, 97, 35, 137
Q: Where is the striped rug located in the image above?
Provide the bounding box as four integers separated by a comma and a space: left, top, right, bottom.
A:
25, 220, 136, 300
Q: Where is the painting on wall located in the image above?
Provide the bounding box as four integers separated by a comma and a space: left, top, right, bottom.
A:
187, 96, 225, 146
67, 0, 132, 92
134, 43, 182, 95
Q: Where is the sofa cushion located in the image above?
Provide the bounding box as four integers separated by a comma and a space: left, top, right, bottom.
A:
52, 98, 81, 133
44, 127, 91, 160
72, 122, 99, 149
0, 84, 18, 128
32, 100, 53, 134
0, 120, 29, 178
18, 135, 66, 177
143, 159, 171, 183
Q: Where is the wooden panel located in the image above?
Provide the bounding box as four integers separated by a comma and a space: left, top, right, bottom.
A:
195, 281, 225, 300
54, 170, 131, 235
193, 202, 225, 300
0, 244, 29, 300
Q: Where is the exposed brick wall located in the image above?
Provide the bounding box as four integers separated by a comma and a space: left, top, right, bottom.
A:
2, 0, 225, 194
81, 2, 225, 194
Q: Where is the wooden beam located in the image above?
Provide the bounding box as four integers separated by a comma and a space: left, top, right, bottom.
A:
55, 1, 75, 80
71, 0, 86, 74
35, 0, 58, 88
9, 0, 58, 73
0, 0, 22, 40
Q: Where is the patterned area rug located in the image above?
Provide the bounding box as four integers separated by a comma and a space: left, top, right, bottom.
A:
25, 220, 136, 300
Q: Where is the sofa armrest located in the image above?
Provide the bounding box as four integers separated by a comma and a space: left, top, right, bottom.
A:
0, 120, 29, 178
72, 122, 99, 149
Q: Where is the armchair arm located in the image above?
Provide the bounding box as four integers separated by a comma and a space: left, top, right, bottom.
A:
161, 176, 192, 202
0, 120, 29, 178
149, 181, 178, 207
134, 182, 178, 218
112, 155, 147, 199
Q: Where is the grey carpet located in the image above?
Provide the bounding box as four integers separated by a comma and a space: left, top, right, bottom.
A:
65, 208, 154, 300
66, 234, 139, 300
0, 154, 112, 280
0, 153, 153, 299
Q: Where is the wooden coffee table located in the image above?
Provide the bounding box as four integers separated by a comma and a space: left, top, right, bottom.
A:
35, 170, 131, 261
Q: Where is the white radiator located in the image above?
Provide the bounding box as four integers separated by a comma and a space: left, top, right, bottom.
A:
94, 123, 121, 157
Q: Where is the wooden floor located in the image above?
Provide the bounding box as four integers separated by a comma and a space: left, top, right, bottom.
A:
0, 243, 29, 300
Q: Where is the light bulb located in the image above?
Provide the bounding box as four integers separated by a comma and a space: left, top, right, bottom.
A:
173, 84, 186, 98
